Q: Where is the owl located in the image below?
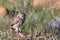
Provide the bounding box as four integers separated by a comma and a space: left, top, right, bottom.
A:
11, 11, 26, 33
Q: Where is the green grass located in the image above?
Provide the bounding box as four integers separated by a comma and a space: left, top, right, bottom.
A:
0, 0, 60, 40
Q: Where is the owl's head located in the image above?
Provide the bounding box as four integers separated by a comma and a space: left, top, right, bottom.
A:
15, 11, 26, 20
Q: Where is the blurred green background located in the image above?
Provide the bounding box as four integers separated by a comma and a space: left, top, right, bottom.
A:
0, 0, 60, 40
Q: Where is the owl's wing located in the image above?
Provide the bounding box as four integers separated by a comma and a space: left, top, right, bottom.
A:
11, 17, 20, 26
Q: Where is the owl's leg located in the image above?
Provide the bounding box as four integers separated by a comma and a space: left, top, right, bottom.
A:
11, 24, 19, 33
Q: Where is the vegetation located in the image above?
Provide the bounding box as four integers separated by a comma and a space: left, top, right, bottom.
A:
0, 0, 60, 40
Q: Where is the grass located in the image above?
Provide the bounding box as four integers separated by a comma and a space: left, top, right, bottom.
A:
0, 0, 60, 40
